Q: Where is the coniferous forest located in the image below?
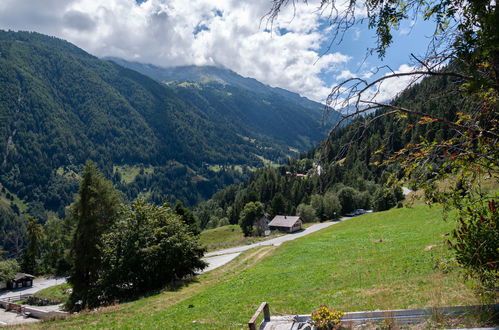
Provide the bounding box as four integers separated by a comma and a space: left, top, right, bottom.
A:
0, 30, 334, 258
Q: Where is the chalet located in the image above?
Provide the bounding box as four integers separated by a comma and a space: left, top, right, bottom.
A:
268, 215, 303, 233
7, 273, 35, 289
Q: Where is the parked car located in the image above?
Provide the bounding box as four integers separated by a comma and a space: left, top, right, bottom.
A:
345, 209, 367, 217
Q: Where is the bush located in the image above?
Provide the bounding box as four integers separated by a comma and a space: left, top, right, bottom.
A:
0, 259, 20, 282
449, 200, 498, 300
311, 305, 344, 329
296, 203, 317, 222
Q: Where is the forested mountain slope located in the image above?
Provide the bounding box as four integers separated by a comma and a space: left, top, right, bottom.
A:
195, 72, 462, 228
107, 58, 337, 151
0, 31, 339, 256
0, 31, 256, 212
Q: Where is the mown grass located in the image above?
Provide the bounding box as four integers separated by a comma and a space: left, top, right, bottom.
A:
199, 224, 283, 251
35, 205, 479, 329
33, 283, 71, 304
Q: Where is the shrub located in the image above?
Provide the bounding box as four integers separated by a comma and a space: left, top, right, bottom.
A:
296, 203, 317, 222
311, 305, 344, 329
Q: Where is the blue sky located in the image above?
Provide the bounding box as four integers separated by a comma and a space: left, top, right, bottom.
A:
318, 16, 436, 86
0, 0, 438, 103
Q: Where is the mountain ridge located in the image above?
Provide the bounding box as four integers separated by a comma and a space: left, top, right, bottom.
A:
106, 57, 338, 151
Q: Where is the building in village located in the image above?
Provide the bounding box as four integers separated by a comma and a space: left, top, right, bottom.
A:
2, 273, 35, 290
268, 215, 303, 233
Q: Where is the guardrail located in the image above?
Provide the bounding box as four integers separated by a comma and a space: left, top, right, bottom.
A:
0, 293, 32, 303
248, 303, 499, 329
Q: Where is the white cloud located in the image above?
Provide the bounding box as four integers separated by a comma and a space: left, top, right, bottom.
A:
0, 0, 356, 102
371, 64, 419, 103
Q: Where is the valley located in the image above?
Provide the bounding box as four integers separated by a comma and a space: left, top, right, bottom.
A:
0, 0, 497, 327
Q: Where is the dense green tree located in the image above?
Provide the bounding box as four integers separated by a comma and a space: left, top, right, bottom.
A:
270, 192, 289, 216
0, 259, 20, 282
239, 202, 265, 236
296, 203, 317, 223
21, 216, 44, 275
322, 193, 342, 220
98, 200, 206, 303
174, 201, 200, 235
337, 187, 361, 214
373, 186, 404, 212
41, 217, 72, 275
0, 203, 26, 258
68, 160, 121, 310
310, 194, 325, 221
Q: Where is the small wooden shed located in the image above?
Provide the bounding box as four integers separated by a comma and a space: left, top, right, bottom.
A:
7, 273, 35, 289
268, 215, 303, 233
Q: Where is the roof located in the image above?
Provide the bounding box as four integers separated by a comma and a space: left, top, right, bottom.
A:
268, 215, 302, 228
13, 273, 35, 281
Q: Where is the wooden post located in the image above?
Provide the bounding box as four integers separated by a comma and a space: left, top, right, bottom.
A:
248, 302, 270, 330
263, 302, 270, 322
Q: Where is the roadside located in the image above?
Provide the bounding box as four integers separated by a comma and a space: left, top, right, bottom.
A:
0, 276, 66, 301
201, 217, 352, 273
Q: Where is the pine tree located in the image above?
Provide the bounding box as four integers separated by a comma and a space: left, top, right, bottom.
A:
21, 216, 44, 274
174, 201, 200, 236
68, 160, 121, 310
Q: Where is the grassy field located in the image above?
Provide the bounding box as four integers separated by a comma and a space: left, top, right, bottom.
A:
113, 165, 154, 184
36, 205, 479, 329
199, 224, 284, 251
33, 283, 71, 304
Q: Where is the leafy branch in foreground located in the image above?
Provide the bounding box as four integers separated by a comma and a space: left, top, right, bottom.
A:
267, 0, 498, 297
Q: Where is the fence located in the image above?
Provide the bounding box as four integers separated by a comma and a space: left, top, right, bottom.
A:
0, 293, 32, 303
248, 303, 499, 329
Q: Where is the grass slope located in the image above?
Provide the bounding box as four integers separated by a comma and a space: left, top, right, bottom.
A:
33, 283, 71, 304
38, 205, 478, 329
199, 225, 283, 251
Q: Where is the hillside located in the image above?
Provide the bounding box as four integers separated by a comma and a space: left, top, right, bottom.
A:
195, 72, 463, 227
0, 31, 337, 233
39, 205, 479, 328
107, 58, 337, 151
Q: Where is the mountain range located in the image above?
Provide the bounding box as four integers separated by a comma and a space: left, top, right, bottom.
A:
0, 30, 337, 234
106, 58, 337, 151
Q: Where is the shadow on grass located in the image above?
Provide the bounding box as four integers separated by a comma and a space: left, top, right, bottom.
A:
117, 276, 201, 304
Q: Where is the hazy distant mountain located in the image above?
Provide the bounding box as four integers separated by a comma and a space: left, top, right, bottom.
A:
107, 58, 339, 151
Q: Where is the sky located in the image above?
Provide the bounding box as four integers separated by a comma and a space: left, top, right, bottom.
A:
0, 0, 438, 103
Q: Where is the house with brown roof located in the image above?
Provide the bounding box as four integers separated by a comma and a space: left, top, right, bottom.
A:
268, 215, 303, 233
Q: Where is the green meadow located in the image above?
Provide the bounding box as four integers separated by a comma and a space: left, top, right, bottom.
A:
37, 205, 478, 329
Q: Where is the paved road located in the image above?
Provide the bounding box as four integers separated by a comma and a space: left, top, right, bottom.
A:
201, 217, 351, 273
0, 276, 66, 301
